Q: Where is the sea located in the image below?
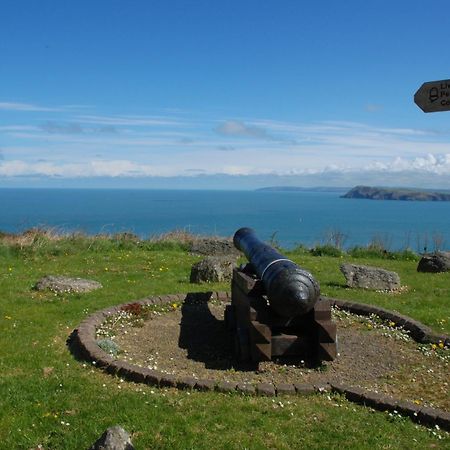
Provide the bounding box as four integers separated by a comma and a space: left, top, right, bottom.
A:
0, 188, 449, 251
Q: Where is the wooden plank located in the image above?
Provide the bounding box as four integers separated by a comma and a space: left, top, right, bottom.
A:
271, 333, 310, 357
232, 268, 264, 296
313, 298, 332, 321
316, 320, 337, 343
318, 342, 338, 361
249, 321, 271, 361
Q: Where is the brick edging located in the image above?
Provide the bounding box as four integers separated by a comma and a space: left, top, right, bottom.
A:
69, 292, 450, 431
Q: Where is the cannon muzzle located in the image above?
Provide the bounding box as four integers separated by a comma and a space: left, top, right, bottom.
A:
233, 227, 319, 317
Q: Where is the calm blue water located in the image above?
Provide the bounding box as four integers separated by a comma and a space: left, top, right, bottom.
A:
0, 188, 449, 251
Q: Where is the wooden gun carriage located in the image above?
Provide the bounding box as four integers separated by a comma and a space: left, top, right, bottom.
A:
225, 228, 337, 363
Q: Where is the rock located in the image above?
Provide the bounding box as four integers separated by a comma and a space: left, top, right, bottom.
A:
190, 238, 240, 257
190, 256, 236, 283
417, 252, 450, 273
341, 185, 450, 202
34, 275, 102, 293
340, 263, 401, 291
89, 425, 134, 450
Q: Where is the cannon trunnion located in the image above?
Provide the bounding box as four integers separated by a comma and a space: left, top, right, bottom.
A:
227, 228, 337, 363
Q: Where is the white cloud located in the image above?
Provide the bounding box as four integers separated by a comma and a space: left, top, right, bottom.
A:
38, 121, 118, 135
365, 104, 383, 112
215, 120, 274, 140
0, 125, 40, 132
0, 160, 157, 178
78, 114, 185, 127
1, 106, 449, 187
0, 102, 60, 112
365, 153, 450, 175
40, 122, 84, 134
1, 153, 448, 181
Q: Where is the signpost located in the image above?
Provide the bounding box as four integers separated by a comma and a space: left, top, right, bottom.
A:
414, 79, 450, 113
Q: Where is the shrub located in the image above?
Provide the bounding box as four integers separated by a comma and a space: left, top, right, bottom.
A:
390, 248, 420, 261
348, 245, 388, 259
96, 338, 120, 357
141, 240, 190, 252
290, 243, 309, 254
310, 244, 344, 257
348, 245, 420, 261
121, 302, 144, 316
325, 228, 348, 250
144, 229, 200, 251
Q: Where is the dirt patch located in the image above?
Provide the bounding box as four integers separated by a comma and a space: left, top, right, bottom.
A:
110, 301, 449, 410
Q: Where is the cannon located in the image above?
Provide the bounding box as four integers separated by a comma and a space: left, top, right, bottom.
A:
226, 227, 337, 363
233, 227, 320, 318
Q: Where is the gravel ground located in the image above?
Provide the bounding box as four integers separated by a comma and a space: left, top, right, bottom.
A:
112, 301, 449, 410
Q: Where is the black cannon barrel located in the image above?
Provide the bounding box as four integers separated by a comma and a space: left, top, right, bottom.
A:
233, 227, 320, 318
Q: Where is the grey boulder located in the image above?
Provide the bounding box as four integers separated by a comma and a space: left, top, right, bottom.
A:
190, 238, 239, 257
417, 251, 450, 273
340, 263, 401, 291
190, 256, 236, 283
89, 426, 134, 450
34, 275, 103, 293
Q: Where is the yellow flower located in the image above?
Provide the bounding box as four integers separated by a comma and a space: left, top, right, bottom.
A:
438, 341, 444, 349
431, 344, 437, 350
367, 324, 373, 330
388, 321, 395, 327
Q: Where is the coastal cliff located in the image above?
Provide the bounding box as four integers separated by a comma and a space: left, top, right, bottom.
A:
341, 186, 450, 201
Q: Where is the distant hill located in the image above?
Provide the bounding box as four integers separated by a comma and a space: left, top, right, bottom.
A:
256, 186, 348, 193
341, 186, 450, 201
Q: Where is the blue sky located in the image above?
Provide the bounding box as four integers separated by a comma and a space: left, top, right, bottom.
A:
1, 0, 449, 189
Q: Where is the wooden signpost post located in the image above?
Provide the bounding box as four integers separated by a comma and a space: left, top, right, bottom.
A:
414, 79, 450, 113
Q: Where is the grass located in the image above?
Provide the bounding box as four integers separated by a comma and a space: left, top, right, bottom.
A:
1, 231, 449, 449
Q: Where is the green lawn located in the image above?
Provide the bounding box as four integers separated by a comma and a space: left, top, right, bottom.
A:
1, 235, 448, 449
284, 250, 450, 335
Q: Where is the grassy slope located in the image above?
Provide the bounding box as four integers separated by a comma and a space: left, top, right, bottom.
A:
0, 237, 448, 449
285, 251, 449, 335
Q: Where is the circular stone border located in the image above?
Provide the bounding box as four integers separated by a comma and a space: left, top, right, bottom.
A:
69, 292, 450, 431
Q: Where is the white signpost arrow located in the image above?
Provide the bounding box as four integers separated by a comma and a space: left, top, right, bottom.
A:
414, 79, 450, 112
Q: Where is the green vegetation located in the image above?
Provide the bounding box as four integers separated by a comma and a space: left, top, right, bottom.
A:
342, 185, 450, 202
286, 248, 449, 334
1, 230, 449, 449
308, 243, 420, 261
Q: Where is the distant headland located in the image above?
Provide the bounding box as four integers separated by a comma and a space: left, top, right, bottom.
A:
341, 186, 450, 202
